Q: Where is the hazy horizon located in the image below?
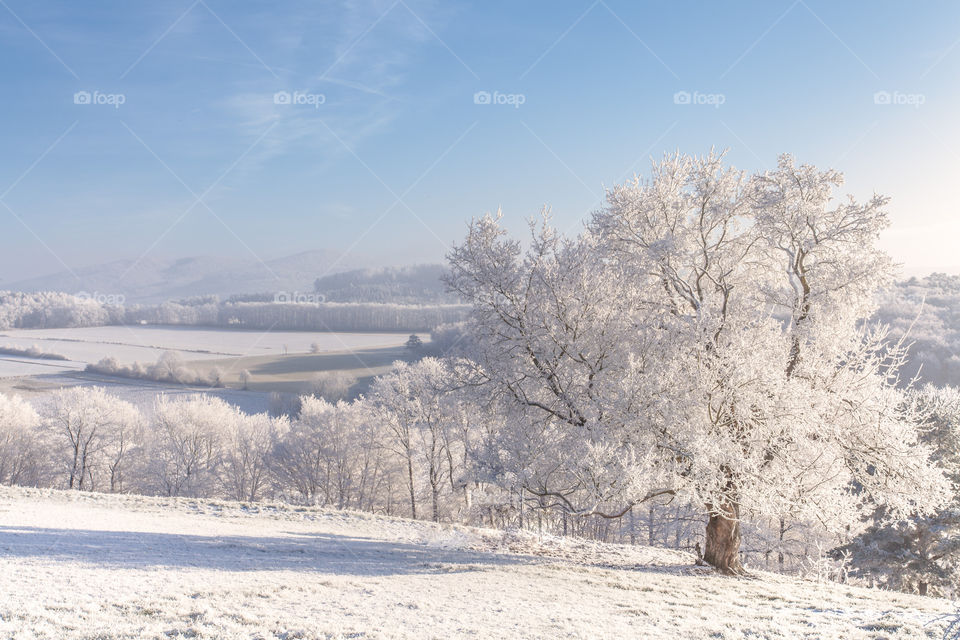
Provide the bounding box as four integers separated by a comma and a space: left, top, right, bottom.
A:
2, 246, 959, 288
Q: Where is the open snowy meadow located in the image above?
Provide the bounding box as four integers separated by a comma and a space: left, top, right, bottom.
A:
0, 486, 951, 640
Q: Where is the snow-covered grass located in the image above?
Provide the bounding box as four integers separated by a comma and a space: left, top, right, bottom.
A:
0, 487, 951, 639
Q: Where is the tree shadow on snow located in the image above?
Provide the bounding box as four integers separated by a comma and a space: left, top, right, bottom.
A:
0, 526, 532, 576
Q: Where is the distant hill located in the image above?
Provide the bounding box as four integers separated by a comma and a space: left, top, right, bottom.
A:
6, 250, 359, 304
311, 264, 458, 304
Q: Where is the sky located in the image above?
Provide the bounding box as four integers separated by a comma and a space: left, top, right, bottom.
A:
0, 0, 958, 282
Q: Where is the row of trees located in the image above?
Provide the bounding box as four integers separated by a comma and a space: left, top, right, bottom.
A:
0, 292, 467, 333
86, 352, 225, 388
0, 359, 486, 522
0, 388, 276, 498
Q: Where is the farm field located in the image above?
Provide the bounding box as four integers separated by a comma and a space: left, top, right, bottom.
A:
0, 486, 951, 640
180, 343, 421, 393
0, 326, 429, 399
0, 356, 85, 377
0, 326, 427, 365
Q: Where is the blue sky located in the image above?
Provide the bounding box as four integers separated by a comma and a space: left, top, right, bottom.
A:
1, 0, 958, 281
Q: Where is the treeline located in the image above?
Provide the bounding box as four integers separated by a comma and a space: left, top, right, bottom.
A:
212, 301, 468, 332
0, 360, 494, 521
86, 352, 224, 388
0, 291, 124, 329
0, 344, 68, 360
0, 360, 703, 545
0, 291, 468, 332
311, 264, 461, 304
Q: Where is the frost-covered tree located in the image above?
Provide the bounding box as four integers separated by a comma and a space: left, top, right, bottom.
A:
838, 385, 960, 595
309, 371, 357, 402
271, 399, 332, 503
370, 358, 464, 522
0, 393, 45, 487
430, 322, 471, 357
43, 387, 141, 491
148, 395, 233, 497
272, 397, 385, 509
221, 412, 282, 502
101, 402, 144, 493
447, 151, 948, 574
405, 334, 424, 352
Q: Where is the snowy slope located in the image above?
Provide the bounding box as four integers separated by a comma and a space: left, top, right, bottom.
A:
0, 487, 952, 639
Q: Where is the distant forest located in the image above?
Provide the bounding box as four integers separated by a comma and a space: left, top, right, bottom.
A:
312, 264, 460, 304
222, 265, 459, 305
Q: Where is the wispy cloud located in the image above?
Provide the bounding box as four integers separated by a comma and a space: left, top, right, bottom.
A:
209, 0, 447, 181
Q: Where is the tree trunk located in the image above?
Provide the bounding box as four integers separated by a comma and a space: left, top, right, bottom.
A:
918, 581, 928, 596
648, 506, 655, 546
406, 453, 417, 520
69, 445, 80, 489
778, 518, 785, 571
703, 497, 744, 575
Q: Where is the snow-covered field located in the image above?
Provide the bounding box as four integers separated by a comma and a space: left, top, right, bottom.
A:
0, 326, 429, 410
0, 326, 425, 368
0, 373, 274, 416
0, 487, 950, 639
0, 356, 84, 377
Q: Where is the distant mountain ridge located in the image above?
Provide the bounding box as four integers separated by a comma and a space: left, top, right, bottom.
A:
5, 250, 359, 304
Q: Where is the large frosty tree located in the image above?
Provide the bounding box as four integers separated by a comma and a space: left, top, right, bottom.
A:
447, 151, 948, 574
